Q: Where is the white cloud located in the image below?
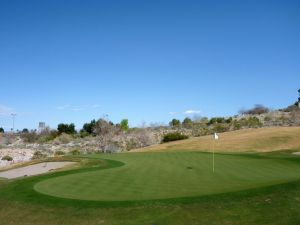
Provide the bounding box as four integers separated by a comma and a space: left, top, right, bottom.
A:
0, 105, 14, 116
168, 112, 178, 115
56, 104, 70, 110
184, 110, 201, 115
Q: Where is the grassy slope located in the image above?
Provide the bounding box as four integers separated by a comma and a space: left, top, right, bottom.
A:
34, 152, 300, 201
133, 127, 300, 152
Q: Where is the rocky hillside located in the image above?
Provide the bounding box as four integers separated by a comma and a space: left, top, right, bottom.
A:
0, 108, 300, 168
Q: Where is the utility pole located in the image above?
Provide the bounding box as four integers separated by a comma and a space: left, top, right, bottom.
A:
11, 113, 16, 132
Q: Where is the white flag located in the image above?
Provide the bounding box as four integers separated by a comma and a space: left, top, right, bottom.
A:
213, 133, 219, 140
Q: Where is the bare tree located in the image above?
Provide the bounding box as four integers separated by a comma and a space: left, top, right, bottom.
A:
136, 128, 156, 147
240, 105, 270, 115
94, 119, 119, 152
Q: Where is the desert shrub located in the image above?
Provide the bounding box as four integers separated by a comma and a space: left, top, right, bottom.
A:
79, 131, 90, 138
94, 119, 119, 151
233, 117, 262, 129
2, 135, 14, 145
135, 128, 156, 147
31, 151, 47, 160
54, 150, 65, 156
162, 132, 188, 143
104, 142, 121, 153
1, 155, 13, 161
54, 133, 73, 144
246, 117, 263, 127
70, 149, 81, 155
232, 120, 242, 130
225, 117, 233, 123
282, 103, 300, 112
38, 130, 59, 143
208, 117, 226, 125
213, 124, 230, 133
126, 139, 140, 150
21, 131, 38, 143
264, 116, 272, 122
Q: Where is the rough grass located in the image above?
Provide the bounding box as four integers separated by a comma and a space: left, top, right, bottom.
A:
133, 127, 300, 152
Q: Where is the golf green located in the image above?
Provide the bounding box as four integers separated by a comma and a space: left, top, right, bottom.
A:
34, 152, 300, 201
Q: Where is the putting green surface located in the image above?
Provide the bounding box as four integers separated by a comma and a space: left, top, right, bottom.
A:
34, 152, 300, 201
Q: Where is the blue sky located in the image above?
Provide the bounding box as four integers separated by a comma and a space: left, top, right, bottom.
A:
0, 0, 300, 130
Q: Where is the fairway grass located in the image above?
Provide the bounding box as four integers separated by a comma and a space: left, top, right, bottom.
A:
34, 152, 300, 201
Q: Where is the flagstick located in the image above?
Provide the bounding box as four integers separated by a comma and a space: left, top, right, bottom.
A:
213, 139, 215, 173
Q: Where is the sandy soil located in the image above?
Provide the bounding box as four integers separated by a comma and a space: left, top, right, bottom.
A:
0, 162, 76, 179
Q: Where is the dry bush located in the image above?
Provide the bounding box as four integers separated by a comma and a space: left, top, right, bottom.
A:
94, 119, 120, 152
21, 131, 38, 143
53, 133, 73, 144
240, 105, 270, 115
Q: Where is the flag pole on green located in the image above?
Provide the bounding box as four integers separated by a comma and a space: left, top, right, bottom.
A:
213, 133, 219, 173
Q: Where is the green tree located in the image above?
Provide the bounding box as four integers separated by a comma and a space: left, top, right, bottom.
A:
120, 119, 129, 131
57, 123, 76, 134
169, 119, 181, 127
208, 117, 226, 125
81, 119, 96, 134
0, 127, 4, 133
22, 128, 29, 133
182, 117, 193, 128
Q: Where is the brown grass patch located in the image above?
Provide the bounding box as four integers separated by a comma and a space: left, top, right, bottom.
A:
131, 127, 300, 153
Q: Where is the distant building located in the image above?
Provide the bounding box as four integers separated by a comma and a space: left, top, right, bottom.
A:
38, 122, 46, 133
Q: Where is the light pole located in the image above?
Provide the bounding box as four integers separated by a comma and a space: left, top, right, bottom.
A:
11, 113, 16, 132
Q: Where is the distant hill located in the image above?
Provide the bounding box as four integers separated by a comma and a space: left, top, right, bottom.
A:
132, 127, 300, 152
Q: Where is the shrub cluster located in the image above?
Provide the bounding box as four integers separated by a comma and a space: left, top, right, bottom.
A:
162, 132, 188, 143
233, 117, 262, 129
21, 131, 39, 143
240, 105, 270, 115
54, 150, 65, 156
70, 149, 81, 155
31, 151, 47, 160
57, 123, 76, 135
1, 155, 13, 161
